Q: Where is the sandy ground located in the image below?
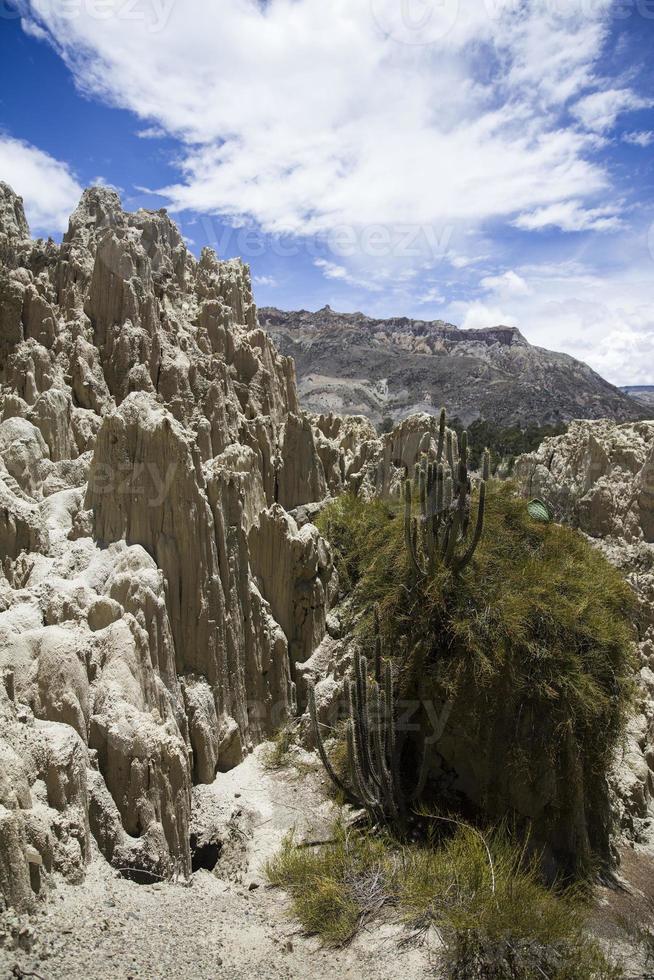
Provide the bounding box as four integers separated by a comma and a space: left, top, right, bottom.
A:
3, 743, 653, 980
0, 747, 433, 980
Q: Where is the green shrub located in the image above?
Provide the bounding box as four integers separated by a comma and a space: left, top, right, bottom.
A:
265, 822, 622, 977
448, 417, 568, 474
317, 483, 636, 869
265, 823, 390, 945
260, 725, 297, 770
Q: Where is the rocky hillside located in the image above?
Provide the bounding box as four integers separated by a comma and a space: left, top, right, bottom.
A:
623, 385, 654, 409
261, 305, 644, 428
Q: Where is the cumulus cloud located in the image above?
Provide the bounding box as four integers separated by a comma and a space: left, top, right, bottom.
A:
13, 0, 653, 384
480, 270, 531, 297
418, 286, 445, 305
449, 261, 654, 386
17, 0, 618, 240
454, 301, 518, 331
314, 258, 380, 291
0, 135, 82, 233
136, 126, 167, 139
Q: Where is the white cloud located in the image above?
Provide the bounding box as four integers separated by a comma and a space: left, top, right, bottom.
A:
453, 301, 518, 331
314, 258, 380, 291
254, 274, 278, 287
623, 131, 654, 148
418, 287, 445, 305
449, 259, 654, 386
15, 0, 653, 387
572, 88, 652, 133
513, 200, 622, 233
450, 255, 473, 269
19, 0, 618, 240
90, 175, 123, 193
136, 126, 167, 139
0, 135, 82, 233
480, 270, 531, 297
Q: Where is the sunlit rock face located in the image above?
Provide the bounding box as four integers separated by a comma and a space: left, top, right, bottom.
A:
0, 182, 352, 910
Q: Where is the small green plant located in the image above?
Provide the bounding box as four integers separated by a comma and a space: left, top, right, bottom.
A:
265, 821, 622, 977
265, 822, 391, 945
261, 724, 297, 770
528, 497, 553, 523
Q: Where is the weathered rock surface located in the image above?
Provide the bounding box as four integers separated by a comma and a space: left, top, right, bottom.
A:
0, 183, 348, 910
515, 419, 654, 841
262, 305, 645, 428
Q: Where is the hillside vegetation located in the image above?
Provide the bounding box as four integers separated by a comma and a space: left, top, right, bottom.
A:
317, 482, 636, 869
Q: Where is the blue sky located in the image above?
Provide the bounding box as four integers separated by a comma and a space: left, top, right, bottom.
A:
1, 0, 653, 384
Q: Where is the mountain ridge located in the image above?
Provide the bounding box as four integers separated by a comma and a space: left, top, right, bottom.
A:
261, 305, 645, 428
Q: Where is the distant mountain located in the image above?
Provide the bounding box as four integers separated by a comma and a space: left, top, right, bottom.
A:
261, 306, 645, 428
621, 386, 654, 409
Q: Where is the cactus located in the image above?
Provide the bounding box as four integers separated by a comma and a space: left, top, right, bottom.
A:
527, 498, 552, 524
308, 606, 429, 834
404, 408, 489, 576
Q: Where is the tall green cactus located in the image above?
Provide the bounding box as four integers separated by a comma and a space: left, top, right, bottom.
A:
404, 408, 489, 576
308, 607, 429, 834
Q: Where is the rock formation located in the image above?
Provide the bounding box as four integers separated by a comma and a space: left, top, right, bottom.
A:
2, 179, 651, 915
262, 305, 644, 427
0, 183, 364, 911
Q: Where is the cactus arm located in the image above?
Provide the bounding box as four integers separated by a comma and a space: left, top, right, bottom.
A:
436, 407, 446, 463
348, 683, 384, 822
446, 430, 455, 476
419, 468, 427, 518
404, 480, 426, 576
354, 655, 384, 796
373, 604, 382, 684
308, 682, 361, 805
385, 661, 406, 824
347, 717, 380, 819
483, 448, 491, 481
444, 503, 462, 566
369, 682, 399, 823
453, 481, 486, 573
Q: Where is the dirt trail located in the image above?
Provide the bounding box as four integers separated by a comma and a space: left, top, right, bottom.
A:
0, 747, 432, 980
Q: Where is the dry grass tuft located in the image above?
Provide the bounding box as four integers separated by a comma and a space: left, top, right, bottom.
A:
266, 821, 623, 977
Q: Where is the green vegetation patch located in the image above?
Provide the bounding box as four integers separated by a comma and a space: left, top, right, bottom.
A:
317, 483, 636, 866
266, 821, 621, 977
449, 418, 568, 474
260, 725, 297, 770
